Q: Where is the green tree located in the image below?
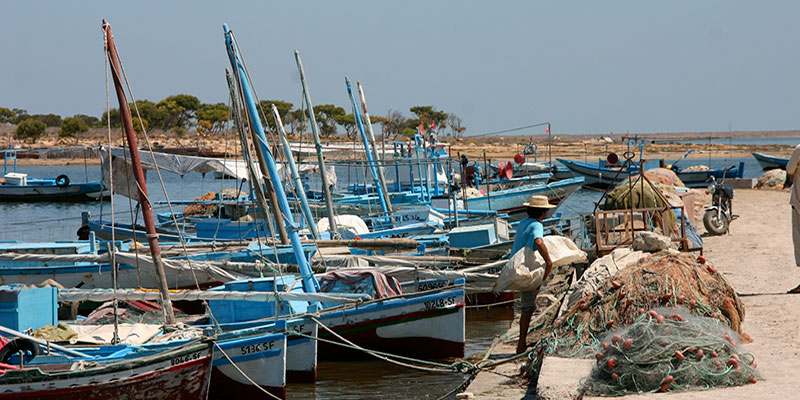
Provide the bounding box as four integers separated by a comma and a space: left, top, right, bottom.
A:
30, 113, 62, 127
286, 109, 308, 134
132, 117, 148, 133
100, 108, 122, 128
314, 104, 346, 136
15, 118, 47, 142
196, 103, 230, 133
257, 100, 293, 131
73, 114, 100, 128
11, 108, 28, 124
0, 107, 14, 124
409, 106, 448, 132
156, 94, 200, 130
130, 100, 166, 130
60, 117, 89, 138
334, 113, 358, 139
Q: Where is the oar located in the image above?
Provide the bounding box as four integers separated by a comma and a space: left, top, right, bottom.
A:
670, 150, 694, 170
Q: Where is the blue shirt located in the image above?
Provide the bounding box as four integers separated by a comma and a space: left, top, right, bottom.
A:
511, 217, 545, 256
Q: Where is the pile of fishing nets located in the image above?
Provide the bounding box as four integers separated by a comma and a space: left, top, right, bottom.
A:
547, 251, 747, 357
582, 307, 760, 395
755, 169, 787, 190
182, 189, 246, 217
644, 168, 685, 187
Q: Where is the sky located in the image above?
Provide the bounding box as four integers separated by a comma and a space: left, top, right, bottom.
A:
1, 1, 799, 136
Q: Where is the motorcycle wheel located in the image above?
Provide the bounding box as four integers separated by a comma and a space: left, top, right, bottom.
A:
703, 209, 728, 235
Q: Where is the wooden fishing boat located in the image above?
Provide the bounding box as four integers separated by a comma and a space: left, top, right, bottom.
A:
209, 275, 466, 360
558, 158, 744, 188
0, 340, 214, 399
432, 177, 584, 221
752, 151, 788, 170
0, 149, 109, 202
315, 282, 465, 359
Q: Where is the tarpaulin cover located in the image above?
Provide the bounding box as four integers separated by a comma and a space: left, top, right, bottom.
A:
318, 270, 402, 299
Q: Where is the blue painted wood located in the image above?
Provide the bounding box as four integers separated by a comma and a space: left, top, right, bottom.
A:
752, 152, 789, 170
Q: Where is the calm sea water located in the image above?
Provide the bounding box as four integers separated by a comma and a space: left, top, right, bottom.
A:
673, 136, 799, 146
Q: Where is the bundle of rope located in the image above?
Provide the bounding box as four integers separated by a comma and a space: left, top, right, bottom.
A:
581, 307, 759, 395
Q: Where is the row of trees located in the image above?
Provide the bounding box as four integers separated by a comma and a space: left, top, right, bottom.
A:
2, 95, 467, 142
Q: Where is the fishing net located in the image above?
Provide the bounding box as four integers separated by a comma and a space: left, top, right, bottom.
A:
755, 169, 787, 190
182, 189, 247, 217
546, 251, 747, 358
182, 191, 218, 217
581, 307, 760, 395
601, 177, 678, 232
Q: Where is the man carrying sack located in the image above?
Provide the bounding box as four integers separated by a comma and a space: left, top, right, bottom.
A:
512, 195, 555, 354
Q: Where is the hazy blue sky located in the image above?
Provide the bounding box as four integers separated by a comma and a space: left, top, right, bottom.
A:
1, 1, 798, 136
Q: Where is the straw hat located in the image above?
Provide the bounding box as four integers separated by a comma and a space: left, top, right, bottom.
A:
523, 194, 556, 208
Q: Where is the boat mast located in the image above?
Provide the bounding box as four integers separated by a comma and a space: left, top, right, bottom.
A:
225, 69, 275, 241
355, 81, 393, 214
294, 51, 340, 239
224, 25, 320, 294
345, 77, 389, 217
102, 20, 175, 325
271, 104, 320, 239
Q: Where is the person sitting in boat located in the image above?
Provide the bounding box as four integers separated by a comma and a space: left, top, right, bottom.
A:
512, 195, 555, 354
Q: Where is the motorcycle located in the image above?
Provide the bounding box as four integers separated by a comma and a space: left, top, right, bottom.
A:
702, 166, 736, 235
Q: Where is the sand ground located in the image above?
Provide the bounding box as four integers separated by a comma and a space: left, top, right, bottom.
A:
465, 188, 800, 399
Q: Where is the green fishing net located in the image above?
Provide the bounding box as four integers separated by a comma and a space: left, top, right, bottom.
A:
581, 307, 760, 395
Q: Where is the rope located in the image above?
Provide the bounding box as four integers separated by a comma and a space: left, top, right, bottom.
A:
212, 341, 281, 400
465, 298, 518, 309
308, 316, 474, 374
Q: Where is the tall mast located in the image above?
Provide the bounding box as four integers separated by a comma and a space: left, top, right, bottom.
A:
345, 77, 389, 216
225, 69, 274, 241
356, 81, 392, 214
102, 20, 175, 325
224, 25, 320, 294
294, 51, 340, 239
271, 104, 320, 239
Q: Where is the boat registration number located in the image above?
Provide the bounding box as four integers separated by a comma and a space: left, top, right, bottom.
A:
424, 296, 457, 310
171, 351, 203, 366
241, 340, 275, 355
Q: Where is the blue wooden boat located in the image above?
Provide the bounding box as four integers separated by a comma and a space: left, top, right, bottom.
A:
752, 152, 789, 170
1, 149, 108, 202
558, 158, 744, 188
432, 177, 584, 221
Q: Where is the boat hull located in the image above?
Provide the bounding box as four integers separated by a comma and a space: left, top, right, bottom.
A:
435, 177, 583, 221
316, 287, 465, 359
752, 152, 788, 170
0, 342, 213, 399
0, 181, 108, 202
209, 332, 287, 399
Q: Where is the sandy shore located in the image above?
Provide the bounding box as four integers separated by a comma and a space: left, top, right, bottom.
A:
466, 188, 800, 399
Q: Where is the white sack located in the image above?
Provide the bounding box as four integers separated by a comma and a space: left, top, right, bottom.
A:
492, 235, 587, 293
557, 247, 649, 318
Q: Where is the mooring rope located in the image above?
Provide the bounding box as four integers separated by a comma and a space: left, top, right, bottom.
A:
213, 341, 282, 400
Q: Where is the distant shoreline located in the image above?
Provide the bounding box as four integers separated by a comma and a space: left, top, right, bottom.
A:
2, 126, 798, 166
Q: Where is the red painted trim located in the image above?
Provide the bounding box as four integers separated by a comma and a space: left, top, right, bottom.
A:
2, 355, 212, 399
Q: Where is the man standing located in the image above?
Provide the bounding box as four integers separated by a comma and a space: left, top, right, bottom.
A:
512, 195, 555, 354
786, 144, 800, 293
